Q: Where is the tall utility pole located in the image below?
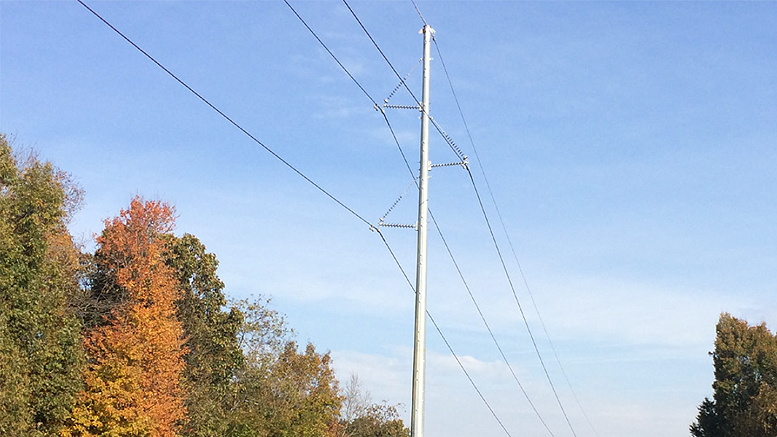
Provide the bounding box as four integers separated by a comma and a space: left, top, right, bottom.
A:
411, 23, 433, 437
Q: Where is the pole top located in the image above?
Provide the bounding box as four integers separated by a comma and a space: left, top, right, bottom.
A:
419, 24, 435, 35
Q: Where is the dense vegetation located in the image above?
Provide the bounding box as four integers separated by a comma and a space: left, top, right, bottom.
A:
0, 135, 408, 437
691, 314, 777, 437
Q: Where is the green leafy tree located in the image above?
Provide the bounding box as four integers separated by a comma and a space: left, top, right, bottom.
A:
0, 135, 85, 437
691, 313, 777, 437
223, 297, 341, 437
164, 233, 245, 437
266, 342, 342, 437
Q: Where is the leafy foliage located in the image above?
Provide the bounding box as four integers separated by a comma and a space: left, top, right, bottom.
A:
0, 135, 85, 437
164, 233, 245, 437
691, 313, 777, 437
65, 198, 187, 437
338, 374, 409, 437
225, 298, 342, 437
0, 136, 398, 437
342, 403, 408, 437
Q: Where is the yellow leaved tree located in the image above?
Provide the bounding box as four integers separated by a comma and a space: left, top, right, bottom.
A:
64, 197, 187, 437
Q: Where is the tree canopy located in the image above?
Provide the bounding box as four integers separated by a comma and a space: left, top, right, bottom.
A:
0, 134, 84, 437
691, 313, 777, 437
0, 137, 408, 437
65, 198, 187, 437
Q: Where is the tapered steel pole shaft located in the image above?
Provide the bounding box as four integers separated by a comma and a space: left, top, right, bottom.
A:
411, 23, 433, 437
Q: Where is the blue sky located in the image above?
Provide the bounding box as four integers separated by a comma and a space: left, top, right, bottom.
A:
2, 1, 777, 436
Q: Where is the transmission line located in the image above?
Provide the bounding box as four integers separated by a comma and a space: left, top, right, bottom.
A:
341, 0, 464, 165
431, 23, 599, 437
466, 168, 578, 437
429, 210, 557, 437
282, 3, 522, 434
374, 231, 513, 437
342, 0, 419, 104
323, 2, 573, 434
410, 0, 429, 27
76, 0, 374, 230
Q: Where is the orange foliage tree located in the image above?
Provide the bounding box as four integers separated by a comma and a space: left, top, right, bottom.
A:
64, 198, 187, 437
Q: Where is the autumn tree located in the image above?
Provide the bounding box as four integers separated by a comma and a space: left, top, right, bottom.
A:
691, 313, 777, 437
0, 135, 85, 437
342, 403, 408, 437
0, 134, 401, 437
267, 342, 342, 436
65, 198, 187, 437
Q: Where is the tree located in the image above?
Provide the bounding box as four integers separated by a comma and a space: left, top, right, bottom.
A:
0, 134, 398, 437
342, 403, 408, 437
65, 198, 187, 437
0, 135, 85, 437
266, 342, 342, 437
164, 233, 245, 437
223, 297, 342, 437
691, 313, 777, 437
338, 374, 408, 437
341, 374, 371, 425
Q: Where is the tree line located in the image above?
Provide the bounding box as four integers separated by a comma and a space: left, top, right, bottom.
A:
0, 134, 408, 437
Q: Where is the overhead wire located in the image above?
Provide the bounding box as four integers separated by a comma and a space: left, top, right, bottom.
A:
375, 231, 513, 437
429, 210, 557, 437
341, 0, 464, 165
466, 168, 578, 437
341, 0, 420, 104
282, 2, 517, 434
281, 0, 422, 183
330, 2, 574, 435
284, 0, 377, 108
76, 0, 374, 231
429, 14, 597, 437
410, 0, 429, 27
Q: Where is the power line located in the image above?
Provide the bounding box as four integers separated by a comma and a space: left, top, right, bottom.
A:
76, 0, 373, 230
429, 210, 557, 437
341, 0, 463, 165
282, 0, 417, 184
466, 167, 579, 437
282, 3, 519, 434
374, 230, 513, 437
410, 0, 428, 27
342, 0, 419, 104
326, 3, 565, 434
432, 27, 599, 437
283, 0, 378, 108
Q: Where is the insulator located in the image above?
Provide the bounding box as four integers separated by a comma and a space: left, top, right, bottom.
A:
384, 104, 419, 110
378, 222, 416, 229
